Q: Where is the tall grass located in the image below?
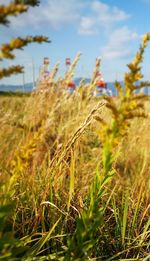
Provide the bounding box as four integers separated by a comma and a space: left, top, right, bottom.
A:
0, 34, 150, 260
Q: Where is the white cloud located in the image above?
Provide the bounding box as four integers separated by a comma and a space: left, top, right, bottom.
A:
9, 0, 85, 29
78, 0, 130, 35
102, 26, 138, 59
91, 0, 129, 24
78, 17, 97, 35
7, 0, 130, 36
41, 0, 81, 28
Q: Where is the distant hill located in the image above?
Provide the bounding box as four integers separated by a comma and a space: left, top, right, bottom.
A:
0, 83, 33, 92
74, 78, 119, 96
0, 79, 149, 96
74, 78, 150, 95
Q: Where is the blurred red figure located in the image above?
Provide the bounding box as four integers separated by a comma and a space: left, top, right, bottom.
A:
65, 58, 71, 66
94, 72, 109, 96
67, 80, 76, 94
95, 72, 107, 88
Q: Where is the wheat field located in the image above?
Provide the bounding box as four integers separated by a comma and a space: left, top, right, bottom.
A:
0, 38, 150, 260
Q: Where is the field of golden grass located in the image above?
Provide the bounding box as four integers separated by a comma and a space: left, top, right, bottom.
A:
0, 39, 150, 260
0, 88, 149, 260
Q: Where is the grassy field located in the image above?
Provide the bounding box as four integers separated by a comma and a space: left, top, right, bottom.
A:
0, 40, 150, 260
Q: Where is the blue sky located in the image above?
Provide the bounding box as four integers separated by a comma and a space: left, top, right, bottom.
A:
1, 0, 150, 85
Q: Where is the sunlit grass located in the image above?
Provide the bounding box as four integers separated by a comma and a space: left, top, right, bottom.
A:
0, 35, 150, 260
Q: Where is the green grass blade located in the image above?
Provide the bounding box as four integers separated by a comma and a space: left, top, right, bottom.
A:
67, 149, 75, 212
26, 217, 61, 257
122, 191, 129, 246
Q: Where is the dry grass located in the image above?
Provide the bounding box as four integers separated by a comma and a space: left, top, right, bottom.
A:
0, 50, 150, 259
